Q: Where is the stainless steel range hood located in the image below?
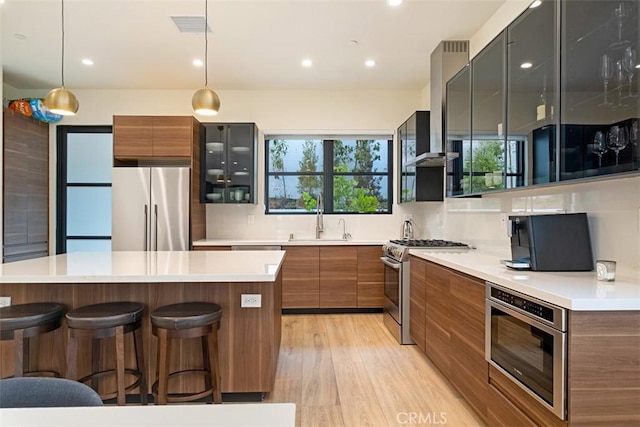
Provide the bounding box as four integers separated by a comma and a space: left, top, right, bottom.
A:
404, 151, 459, 168
416, 40, 468, 167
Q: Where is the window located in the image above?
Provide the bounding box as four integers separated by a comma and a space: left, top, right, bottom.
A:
56, 126, 113, 253
265, 136, 393, 214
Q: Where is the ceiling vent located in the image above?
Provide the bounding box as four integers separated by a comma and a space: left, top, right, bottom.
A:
171, 16, 211, 33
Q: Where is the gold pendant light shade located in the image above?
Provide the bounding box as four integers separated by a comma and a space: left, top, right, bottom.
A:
193, 0, 220, 115
192, 87, 220, 116
46, 0, 79, 116
45, 87, 79, 116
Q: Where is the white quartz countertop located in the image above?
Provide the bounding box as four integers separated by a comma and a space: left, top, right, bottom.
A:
193, 239, 386, 246
0, 251, 286, 284
409, 250, 640, 311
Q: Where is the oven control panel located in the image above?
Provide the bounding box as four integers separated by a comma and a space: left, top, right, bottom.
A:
490, 287, 554, 323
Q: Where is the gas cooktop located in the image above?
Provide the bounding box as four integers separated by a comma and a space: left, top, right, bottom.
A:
388, 239, 469, 248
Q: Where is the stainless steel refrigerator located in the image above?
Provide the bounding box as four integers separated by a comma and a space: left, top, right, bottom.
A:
112, 167, 189, 251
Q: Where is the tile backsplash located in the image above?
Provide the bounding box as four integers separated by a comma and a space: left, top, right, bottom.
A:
206, 176, 639, 279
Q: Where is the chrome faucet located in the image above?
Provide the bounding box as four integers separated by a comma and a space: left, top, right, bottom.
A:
315, 192, 324, 239
338, 218, 351, 240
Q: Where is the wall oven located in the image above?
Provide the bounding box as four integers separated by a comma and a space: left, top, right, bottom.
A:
485, 283, 567, 420
381, 239, 469, 345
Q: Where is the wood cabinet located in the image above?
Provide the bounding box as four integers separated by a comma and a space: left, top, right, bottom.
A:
409, 256, 427, 352
356, 246, 384, 308
411, 257, 488, 421
449, 269, 488, 420
424, 261, 451, 376
113, 116, 197, 159
282, 246, 320, 308
319, 246, 357, 308
282, 245, 383, 309
2, 108, 49, 263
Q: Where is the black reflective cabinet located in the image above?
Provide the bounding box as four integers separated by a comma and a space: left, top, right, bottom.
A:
445, 0, 639, 197
201, 123, 258, 204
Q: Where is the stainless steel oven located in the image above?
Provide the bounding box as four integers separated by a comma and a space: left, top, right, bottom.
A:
486, 283, 567, 420
381, 255, 411, 344
381, 239, 469, 345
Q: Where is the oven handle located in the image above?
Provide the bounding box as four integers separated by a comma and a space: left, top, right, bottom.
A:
380, 257, 401, 269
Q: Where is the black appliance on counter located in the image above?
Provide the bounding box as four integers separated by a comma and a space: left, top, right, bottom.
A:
504, 213, 593, 271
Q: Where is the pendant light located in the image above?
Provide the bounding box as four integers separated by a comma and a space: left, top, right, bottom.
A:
192, 0, 220, 115
45, 0, 79, 116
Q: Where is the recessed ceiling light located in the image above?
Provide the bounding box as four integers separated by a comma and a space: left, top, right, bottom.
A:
636, 64, 640, 69
388, 0, 403, 6
365, 59, 376, 67
302, 59, 313, 68
520, 62, 533, 69
193, 59, 204, 67
81, 58, 94, 66
529, 0, 542, 8
0, 1, 5, 4
14, 33, 26, 40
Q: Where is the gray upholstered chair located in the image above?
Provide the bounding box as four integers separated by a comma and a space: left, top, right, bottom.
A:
0, 377, 103, 408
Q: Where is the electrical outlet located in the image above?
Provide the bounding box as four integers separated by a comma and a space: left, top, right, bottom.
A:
0, 297, 11, 307
241, 294, 261, 308
248, 214, 254, 225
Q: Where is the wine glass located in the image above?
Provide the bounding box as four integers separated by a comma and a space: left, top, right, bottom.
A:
614, 59, 629, 108
592, 131, 608, 168
599, 54, 613, 107
622, 47, 637, 98
607, 125, 629, 165
610, 2, 631, 50
630, 120, 639, 146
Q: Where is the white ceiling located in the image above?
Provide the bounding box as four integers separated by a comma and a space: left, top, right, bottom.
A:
1, 0, 506, 91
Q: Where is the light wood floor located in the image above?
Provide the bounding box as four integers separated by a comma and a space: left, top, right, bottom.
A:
264, 314, 486, 427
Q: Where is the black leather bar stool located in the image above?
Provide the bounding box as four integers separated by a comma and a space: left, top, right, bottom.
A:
65, 302, 147, 405
0, 303, 66, 378
150, 302, 222, 405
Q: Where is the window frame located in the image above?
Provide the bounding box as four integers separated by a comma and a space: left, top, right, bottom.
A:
264, 136, 393, 215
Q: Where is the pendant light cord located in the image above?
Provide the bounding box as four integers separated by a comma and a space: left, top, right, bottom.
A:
61, 0, 66, 87
204, 0, 208, 88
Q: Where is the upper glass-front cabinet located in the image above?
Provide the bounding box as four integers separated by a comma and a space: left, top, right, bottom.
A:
202, 123, 258, 204
446, 66, 471, 197
507, 0, 557, 187
561, 0, 639, 179
447, 32, 505, 197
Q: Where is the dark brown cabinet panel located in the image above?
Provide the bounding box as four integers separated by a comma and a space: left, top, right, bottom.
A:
356, 246, 384, 308
3, 108, 49, 262
449, 270, 488, 420
424, 261, 451, 375
113, 115, 195, 160
319, 246, 357, 308
282, 246, 320, 308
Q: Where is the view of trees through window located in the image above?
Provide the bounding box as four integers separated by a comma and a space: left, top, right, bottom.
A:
461, 139, 524, 193
266, 137, 392, 214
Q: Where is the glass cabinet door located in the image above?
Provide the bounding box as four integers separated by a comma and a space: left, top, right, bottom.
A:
446, 65, 472, 197
203, 125, 226, 203
203, 123, 257, 203
507, 0, 557, 187
561, 0, 639, 179
471, 31, 506, 194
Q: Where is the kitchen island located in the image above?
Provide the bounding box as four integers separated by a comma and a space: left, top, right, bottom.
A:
0, 250, 285, 397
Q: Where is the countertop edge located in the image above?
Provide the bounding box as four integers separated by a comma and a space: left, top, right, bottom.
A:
193, 239, 386, 246
409, 250, 640, 311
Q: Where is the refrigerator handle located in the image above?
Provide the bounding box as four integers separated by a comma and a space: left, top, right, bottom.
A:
154, 204, 158, 251
144, 205, 149, 251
